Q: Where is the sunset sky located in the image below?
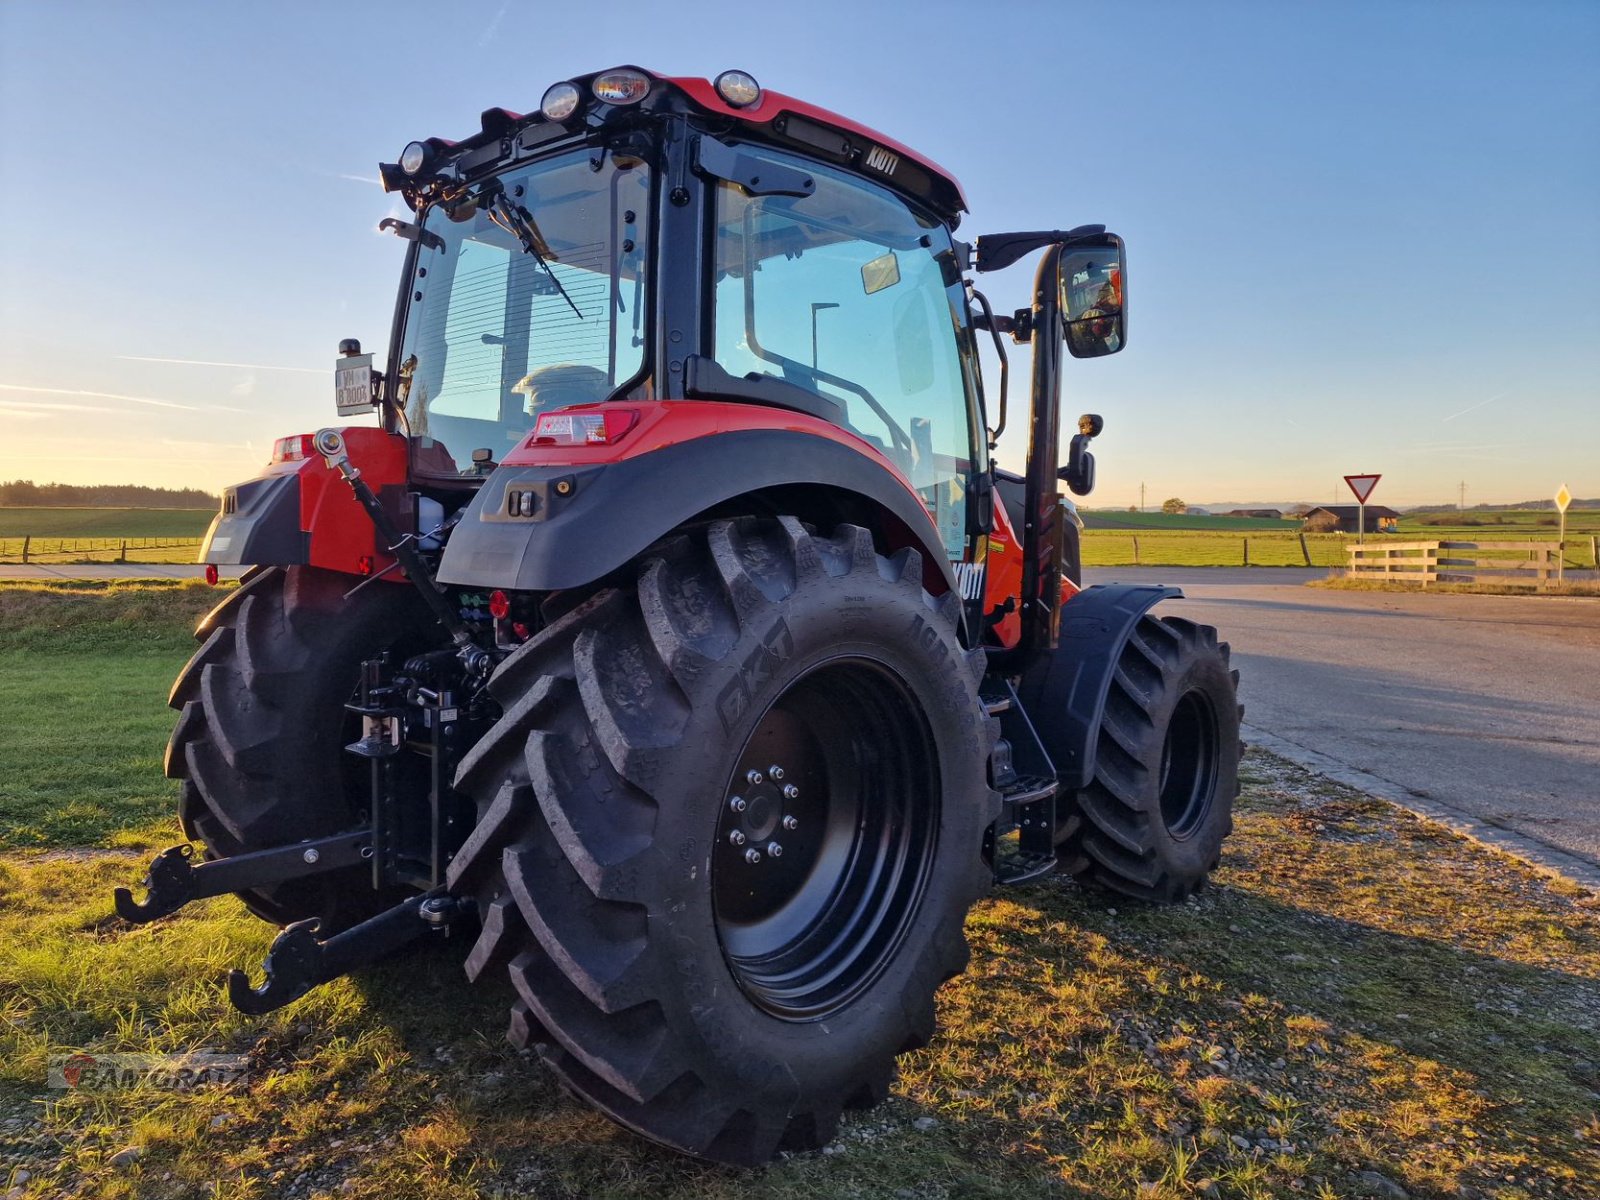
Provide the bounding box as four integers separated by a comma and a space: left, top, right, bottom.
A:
1, 0, 1595, 508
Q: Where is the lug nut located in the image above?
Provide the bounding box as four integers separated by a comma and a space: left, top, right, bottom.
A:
782, 815, 799, 831
766, 842, 783, 858
783, 783, 799, 800
728, 830, 746, 846
769, 765, 785, 780
729, 795, 747, 813
302, 847, 321, 864
746, 769, 764, 786
745, 848, 762, 864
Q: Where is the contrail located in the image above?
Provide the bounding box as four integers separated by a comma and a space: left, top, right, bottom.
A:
0, 383, 243, 412
1441, 391, 1508, 422
479, 0, 510, 45
0, 399, 121, 418
117, 355, 324, 375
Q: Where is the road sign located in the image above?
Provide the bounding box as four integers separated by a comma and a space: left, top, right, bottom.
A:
1343, 474, 1381, 504
1556, 484, 1572, 583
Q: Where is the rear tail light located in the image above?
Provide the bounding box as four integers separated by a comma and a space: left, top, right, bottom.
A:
204, 564, 220, 586
271, 434, 316, 463
530, 408, 640, 447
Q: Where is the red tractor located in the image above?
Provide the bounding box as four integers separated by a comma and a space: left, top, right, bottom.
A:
116, 67, 1240, 1165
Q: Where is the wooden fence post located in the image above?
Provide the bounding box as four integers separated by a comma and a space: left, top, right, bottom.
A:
20, 536, 28, 564
1131, 536, 1140, 565
1298, 532, 1311, 566
1242, 537, 1250, 566
118, 539, 128, 563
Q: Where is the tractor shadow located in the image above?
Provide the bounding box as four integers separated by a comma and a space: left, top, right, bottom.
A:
337, 863, 1600, 1196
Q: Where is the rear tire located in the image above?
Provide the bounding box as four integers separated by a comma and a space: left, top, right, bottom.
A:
448, 518, 997, 1164
1022, 613, 1241, 901
165, 566, 437, 929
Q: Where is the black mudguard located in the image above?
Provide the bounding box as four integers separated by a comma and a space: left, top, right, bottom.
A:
199, 474, 308, 565
435, 428, 962, 596
1014, 583, 1181, 790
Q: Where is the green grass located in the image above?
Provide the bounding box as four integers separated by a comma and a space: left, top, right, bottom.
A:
2, 584, 1597, 1198
0, 582, 225, 849
1401, 510, 1600, 536
1083, 512, 1302, 532
0, 508, 215, 539
2, 756, 1596, 1198
1081, 531, 1347, 568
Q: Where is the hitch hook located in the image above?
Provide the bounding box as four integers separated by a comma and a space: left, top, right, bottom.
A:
225, 893, 472, 1016
113, 844, 198, 924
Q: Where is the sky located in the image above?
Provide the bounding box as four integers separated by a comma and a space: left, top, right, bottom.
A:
0, 0, 1595, 509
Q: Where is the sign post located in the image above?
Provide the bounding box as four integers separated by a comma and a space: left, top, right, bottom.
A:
1555, 484, 1572, 583
1343, 474, 1382, 543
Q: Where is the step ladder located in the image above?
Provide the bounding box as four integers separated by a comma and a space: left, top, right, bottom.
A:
982, 678, 1059, 884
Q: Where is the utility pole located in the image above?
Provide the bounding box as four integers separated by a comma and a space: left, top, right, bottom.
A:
1140, 482, 1146, 513
1458, 480, 1466, 512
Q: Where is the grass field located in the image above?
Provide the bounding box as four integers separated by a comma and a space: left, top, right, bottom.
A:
1081, 532, 1347, 568
0, 510, 210, 566
2, 507, 1593, 570
0, 508, 214, 539
1, 582, 1596, 1198
1082, 512, 1302, 532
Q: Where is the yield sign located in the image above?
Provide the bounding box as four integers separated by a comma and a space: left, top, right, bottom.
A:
1556, 484, 1572, 514
1344, 474, 1381, 504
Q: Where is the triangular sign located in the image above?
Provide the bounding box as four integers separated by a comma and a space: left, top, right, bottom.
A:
1344, 474, 1381, 504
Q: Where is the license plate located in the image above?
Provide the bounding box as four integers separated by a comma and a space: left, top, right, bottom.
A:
335, 354, 374, 414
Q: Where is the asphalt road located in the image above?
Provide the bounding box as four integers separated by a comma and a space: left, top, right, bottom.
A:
1086, 567, 1600, 873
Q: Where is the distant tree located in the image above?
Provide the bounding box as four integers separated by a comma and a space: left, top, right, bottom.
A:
1128, 505, 1138, 513
1161, 497, 1187, 514
0, 480, 217, 508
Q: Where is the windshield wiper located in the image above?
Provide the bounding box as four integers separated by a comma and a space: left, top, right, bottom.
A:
486, 190, 585, 321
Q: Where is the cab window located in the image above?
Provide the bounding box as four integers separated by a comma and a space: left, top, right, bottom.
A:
711, 153, 982, 561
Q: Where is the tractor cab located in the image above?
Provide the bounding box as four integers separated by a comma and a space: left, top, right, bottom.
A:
315, 66, 1125, 656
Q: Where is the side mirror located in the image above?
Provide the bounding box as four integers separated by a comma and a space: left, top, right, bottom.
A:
1059, 236, 1125, 358
1059, 413, 1102, 496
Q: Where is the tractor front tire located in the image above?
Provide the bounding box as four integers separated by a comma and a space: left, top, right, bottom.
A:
165, 565, 436, 929
448, 518, 997, 1165
1024, 613, 1240, 901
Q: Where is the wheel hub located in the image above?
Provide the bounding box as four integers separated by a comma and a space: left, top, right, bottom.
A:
710, 657, 939, 1021
1159, 688, 1220, 839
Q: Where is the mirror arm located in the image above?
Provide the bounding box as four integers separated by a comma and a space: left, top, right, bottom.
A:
969, 287, 1009, 449
974, 225, 1108, 273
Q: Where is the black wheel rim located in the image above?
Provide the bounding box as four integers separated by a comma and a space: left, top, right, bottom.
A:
712, 656, 939, 1022
1158, 688, 1220, 838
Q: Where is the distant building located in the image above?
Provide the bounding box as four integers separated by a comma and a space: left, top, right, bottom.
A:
1224, 509, 1282, 519
1301, 505, 1400, 533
